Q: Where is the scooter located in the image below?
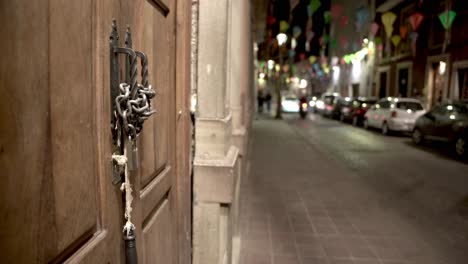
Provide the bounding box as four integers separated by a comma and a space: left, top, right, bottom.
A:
299, 102, 308, 119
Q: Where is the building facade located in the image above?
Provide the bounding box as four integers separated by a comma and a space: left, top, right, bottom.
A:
191, 0, 254, 264
372, 0, 468, 108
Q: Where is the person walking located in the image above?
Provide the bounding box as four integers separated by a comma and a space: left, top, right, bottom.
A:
265, 91, 272, 113
257, 90, 265, 113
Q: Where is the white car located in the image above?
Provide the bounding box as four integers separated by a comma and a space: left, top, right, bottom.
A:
281, 96, 300, 112
363, 97, 426, 135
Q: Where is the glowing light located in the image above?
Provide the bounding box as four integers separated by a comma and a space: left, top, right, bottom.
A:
394, 98, 399, 102
387, 97, 392, 100
450, 114, 456, 120
275, 64, 280, 72
333, 66, 340, 82
447, 105, 453, 110
363, 38, 369, 44
267, 60, 275, 70
316, 100, 325, 109
312, 96, 317, 100
299, 79, 308, 88
259, 73, 265, 79
407, 109, 413, 113
292, 38, 297, 49
439, 61, 446, 75
352, 60, 361, 80
345, 97, 351, 101
276, 33, 288, 46
362, 103, 367, 107
309, 101, 316, 107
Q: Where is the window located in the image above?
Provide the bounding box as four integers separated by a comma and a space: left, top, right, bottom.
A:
379, 101, 391, 109
453, 104, 468, 114
431, 105, 448, 116
396, 102, 423, 111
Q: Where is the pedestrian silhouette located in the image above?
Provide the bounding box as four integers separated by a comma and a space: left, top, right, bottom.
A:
265, 92, 272, 113
257, 90, 265, 113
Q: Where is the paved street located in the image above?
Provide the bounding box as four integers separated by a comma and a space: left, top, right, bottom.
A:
239, 113, 468, 264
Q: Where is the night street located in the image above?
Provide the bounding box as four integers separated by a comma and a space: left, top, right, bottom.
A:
240, 113, 468, 264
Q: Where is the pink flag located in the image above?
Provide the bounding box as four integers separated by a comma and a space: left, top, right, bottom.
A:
371, 22, 379, 36
409, 12, 424, 31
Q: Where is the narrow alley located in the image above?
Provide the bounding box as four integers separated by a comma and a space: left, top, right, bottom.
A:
239, 114, 468, 264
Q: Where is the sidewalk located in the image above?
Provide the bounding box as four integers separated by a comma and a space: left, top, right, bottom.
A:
238, 117, 452, 264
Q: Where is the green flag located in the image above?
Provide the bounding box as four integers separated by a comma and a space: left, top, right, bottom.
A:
439, 10, 456, 30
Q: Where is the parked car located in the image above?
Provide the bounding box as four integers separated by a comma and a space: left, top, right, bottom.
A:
333, 97, 355, 120
320, 93, 341, 118
412, 101, 468, 159
363, 97, 426, 135
340, 97, 378, 126
281, 96, 300, 113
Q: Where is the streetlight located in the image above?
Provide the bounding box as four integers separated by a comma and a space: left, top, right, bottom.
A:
275, 33, 288, 119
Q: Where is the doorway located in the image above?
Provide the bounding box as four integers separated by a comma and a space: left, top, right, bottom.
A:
379, 72, 387, 98
398, 68, 409, 97
457, 68, 468, 99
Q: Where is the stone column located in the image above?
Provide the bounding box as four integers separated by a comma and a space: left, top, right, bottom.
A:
192, 0, 241, 263
227, 0, 252, 263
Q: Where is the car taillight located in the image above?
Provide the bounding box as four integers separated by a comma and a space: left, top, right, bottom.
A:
391, 111, 397, 118
326, 105, 333, 110
356, 109, 363, 115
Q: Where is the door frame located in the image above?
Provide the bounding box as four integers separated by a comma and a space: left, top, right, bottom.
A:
395, 61, 413, 97
424, 53, 450, 109
376, 65, 391, 98
450, 60, 468, 100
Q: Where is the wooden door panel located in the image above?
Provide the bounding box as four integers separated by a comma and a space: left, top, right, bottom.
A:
140, 166, 172, 219
138, 0, 175, 187
142, 199, 173, 264
1, 0, 189, 262
0, 1, 49, 263
49, 0, 98, 254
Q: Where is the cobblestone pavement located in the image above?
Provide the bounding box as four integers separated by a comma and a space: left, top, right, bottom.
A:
239, 115, 468, 264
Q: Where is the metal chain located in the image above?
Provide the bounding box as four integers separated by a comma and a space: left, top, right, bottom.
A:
115, 82, 156, 139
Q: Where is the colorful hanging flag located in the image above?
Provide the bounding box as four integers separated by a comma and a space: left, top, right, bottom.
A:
438, 10, 456, 30
391, 35, 401, 47
340, 15, 349, 27
382, 12, 397, 37
309, 56, 317, 64
280, 21, 289, 32
370, 22, 380, 36
267, 16, 276, 26
309, 0, 321, 15
356, 7, 370, 24
399, 26, 408, 39
324, 11, 331, 24
409, 12, 424, 31
293, 26, 302, 38
289, 50, 296, 58
374, 37, 382, 45
331, 4, 343, 19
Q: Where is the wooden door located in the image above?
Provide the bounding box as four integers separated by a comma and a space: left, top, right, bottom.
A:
0, 0, 191, 263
